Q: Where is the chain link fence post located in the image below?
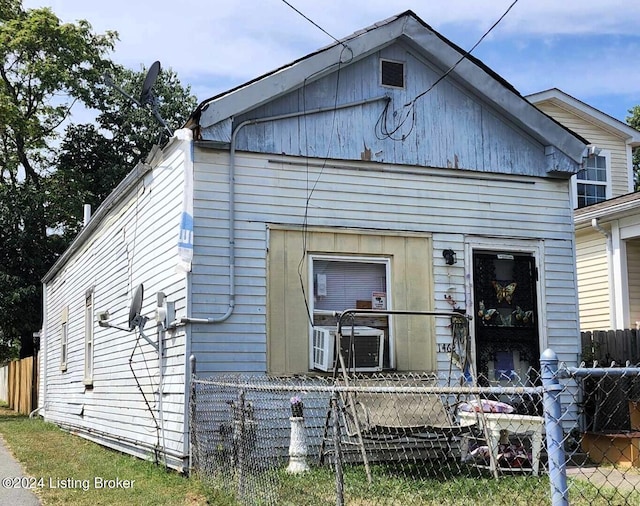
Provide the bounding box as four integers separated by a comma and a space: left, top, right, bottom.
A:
540, 348, 569, 506
331, 391, 344, 506
189, 354, 197, 475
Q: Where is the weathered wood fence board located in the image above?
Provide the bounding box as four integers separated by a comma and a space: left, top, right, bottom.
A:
5, 356, 38, 415
580, 329, 640, 432
580, 329, 640, 365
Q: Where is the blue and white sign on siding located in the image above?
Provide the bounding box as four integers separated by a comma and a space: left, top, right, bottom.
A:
176, 129, 194, 272
177, 211, 194, 270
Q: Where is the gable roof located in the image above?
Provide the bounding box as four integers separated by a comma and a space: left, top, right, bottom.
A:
186, 10, 587, 163
527, 88, 640, 148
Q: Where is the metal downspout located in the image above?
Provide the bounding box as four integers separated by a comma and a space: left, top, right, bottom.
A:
591, 218, 615, 327
179, 96, 389, 325
32, 283, 48, 418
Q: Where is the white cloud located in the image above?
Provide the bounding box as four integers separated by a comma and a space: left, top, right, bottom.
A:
20, 0, 640, 120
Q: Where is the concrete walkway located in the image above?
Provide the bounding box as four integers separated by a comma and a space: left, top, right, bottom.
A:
567, 464, 640, 492
0, 436, 41, 505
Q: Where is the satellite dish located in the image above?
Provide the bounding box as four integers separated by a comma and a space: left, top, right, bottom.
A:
128, 284, 145, 330
103, 60, 172, 136
140, 61, 161, 106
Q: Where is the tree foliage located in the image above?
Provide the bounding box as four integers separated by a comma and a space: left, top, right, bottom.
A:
49, 65, 198, 237
0, 0, 116, 184
627, 106, 640, 191
0, 0, 197, 361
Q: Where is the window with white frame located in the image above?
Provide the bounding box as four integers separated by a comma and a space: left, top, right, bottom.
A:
310, 256, 391, 370
60, 306, 68, 372
84, 289, 94, 385
576, 152, 610, 208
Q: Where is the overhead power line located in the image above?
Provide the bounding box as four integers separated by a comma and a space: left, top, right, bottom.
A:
410, 0, 520, 105
280, 0, 342, 45
377, 0, 520, 141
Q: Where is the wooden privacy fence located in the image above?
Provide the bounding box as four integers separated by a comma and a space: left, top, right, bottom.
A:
580, 329, 640, 433
2, 356, 38, 415
580, 329, 640, 365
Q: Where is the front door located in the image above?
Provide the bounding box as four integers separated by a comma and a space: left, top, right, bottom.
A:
472, 251, 540, 385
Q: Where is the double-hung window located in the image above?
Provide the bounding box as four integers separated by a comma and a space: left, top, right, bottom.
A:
310, 255, 391, 370
84, 289, 94, 385
576, 153, 609, 208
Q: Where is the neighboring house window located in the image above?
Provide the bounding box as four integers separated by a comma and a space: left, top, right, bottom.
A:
310, 255, 391, 370
576, 152, 610, 208
60, 306, 68, 372
84, 289, 94, 385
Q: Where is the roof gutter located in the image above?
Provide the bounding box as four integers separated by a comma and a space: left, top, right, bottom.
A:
574, 198, 640, 228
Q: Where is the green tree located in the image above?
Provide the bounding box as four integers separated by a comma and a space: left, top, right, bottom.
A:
0, 0, 116, 360
49, 64, 198, 238
627, 106, 640, 191
0, 2, 198, 361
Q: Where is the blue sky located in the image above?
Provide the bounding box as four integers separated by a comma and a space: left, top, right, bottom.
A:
23, 0, 640, 123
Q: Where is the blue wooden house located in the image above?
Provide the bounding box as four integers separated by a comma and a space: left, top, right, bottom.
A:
39, 11, 587, 470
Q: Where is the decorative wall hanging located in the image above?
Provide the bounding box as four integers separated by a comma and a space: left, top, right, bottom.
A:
492, 281, 517, 304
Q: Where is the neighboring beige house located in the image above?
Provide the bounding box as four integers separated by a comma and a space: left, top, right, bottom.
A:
528, 89, 640, 331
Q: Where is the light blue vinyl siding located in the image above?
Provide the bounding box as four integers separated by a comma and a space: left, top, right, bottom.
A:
190, 150, 579, 376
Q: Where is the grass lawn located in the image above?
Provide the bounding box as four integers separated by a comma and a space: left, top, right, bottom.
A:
0, 406, 232, 505
2, 404, 640, 505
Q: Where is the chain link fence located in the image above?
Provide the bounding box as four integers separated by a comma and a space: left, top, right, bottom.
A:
554, 360, 640, 506
189, 355, 640, 505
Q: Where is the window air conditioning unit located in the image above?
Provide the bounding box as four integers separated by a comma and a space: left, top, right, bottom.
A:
312, 326, 384, 372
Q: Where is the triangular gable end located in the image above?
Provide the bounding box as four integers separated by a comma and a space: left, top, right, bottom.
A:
189, 11, 587, 175
527, 88, 640, 148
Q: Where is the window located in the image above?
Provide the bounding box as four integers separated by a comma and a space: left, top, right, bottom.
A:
266, 227, 435, 374
381, 59, 405, 88
60, 307, 68, 372
576, 153, 609, 208
310, 255, 391, 370
84, 289, 94, 385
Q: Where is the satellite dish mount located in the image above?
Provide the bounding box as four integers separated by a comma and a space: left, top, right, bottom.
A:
103, 61, 172, 136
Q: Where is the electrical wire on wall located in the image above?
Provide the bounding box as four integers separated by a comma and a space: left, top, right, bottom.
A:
129, 325, 163, 465
277, 1, 522, 321
122, 176, 164, 465
376, 0, 520, 141
275, 0, 354, 325
297, 45, 352, 325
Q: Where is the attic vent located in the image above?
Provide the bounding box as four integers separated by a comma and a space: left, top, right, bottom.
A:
381, 59, 405, 88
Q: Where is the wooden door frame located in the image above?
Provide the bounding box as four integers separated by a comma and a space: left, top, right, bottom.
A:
464, 236, 547, 380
